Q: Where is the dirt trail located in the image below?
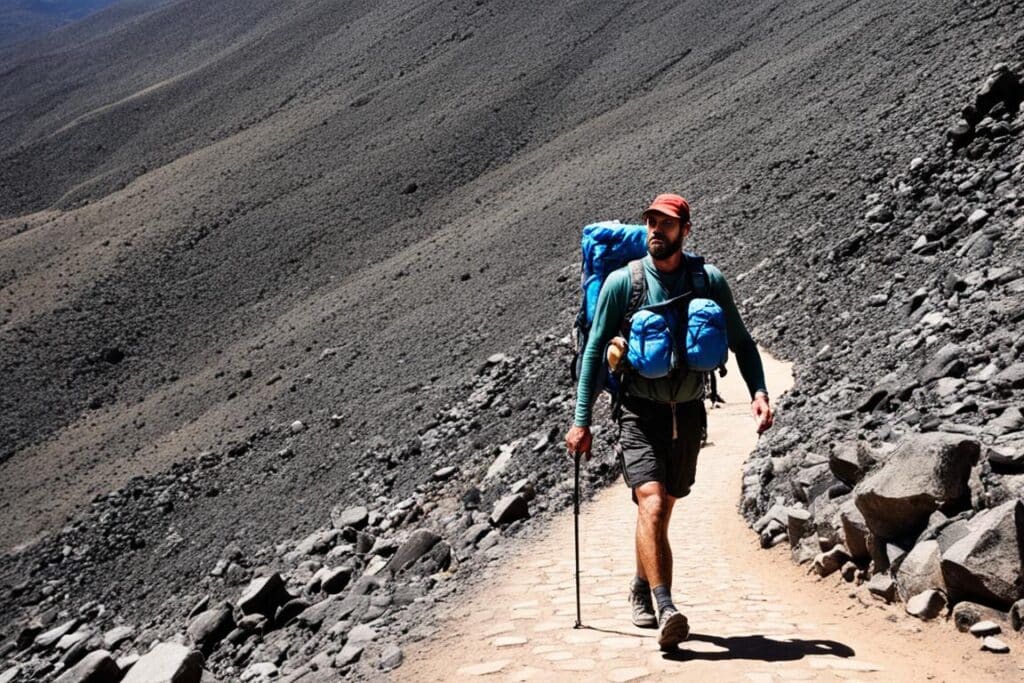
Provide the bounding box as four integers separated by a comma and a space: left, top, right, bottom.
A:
403, 352, 1024, 682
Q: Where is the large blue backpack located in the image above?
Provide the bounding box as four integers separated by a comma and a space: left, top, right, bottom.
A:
571, 221, 728, 403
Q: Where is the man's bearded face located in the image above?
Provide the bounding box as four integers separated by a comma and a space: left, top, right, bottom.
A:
645, 213, 683, 259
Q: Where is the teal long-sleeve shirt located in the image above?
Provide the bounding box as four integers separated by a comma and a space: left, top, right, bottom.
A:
574, 254, 767, 427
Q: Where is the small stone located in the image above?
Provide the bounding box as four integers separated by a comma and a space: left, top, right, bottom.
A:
238, 573, 293, 619
865, 205, 894, 223
905, 590, 946, 620
867, 574, 896, 603
331, 505, 369, 530
378, 644, 403, 670
969, 620, 1001, 637
187, 605, 235, 652
290, 420, 305, 433
347, 624, 377, 646
321, 566, 352, 594
981, 636, 1009, 653
334, 643, 363, 667
490, 494, 529, 526
1010, 599, 1024, 631
35, 619, 79, 649
967, 209, 990, 228
103, 625, 135, 650
53, 650, 120, 683
486, 353, 508, 365
121, 642, 203, 683
433, 466, 458, 481
813, 546, 850, 577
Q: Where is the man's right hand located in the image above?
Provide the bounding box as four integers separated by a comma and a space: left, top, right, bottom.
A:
565, 425, 593, 460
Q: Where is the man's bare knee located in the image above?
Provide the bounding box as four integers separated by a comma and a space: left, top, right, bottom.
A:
636, 483, 671, 525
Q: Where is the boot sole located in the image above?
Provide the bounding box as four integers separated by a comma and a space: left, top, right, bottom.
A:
657, 612, 690, 650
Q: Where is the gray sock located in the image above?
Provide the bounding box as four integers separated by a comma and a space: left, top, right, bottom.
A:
652, 584, 675, 614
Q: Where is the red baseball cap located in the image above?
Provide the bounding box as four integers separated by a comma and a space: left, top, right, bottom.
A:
642, 193, 690, 223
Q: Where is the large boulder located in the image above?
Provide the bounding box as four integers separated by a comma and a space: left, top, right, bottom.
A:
896, 540, 945, 602
941, 499, 1024, 609
121, 642, 203, 683
854, 433, 979, 541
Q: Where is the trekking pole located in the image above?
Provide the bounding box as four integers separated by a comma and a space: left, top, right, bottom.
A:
573, 450, 582, 629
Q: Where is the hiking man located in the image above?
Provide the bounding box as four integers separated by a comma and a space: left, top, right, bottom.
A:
565, 193, 773, 649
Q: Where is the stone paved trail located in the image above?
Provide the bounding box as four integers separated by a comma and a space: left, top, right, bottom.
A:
403, 353, 1024, 682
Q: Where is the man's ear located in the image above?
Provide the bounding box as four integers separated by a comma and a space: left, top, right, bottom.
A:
682, 221, 692, 237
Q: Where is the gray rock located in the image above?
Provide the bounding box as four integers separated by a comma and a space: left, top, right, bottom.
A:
238, 574, 293, 618
786, 508, 812, 547
121, 642, 203, 683
378, 644, 403, 671
386, 529, 441, 572
953, 601, 1008, 633
294, 597, 338, 630
331, 505, 369, 530
490, 493, 529, 526
865, 205, 894, 223
813, 546, 850, 577
35, 619, 79, 649
187, 604, 235, 652
969, 620, 1001, 637
854, 432, 979, 540
896, 540, 945, 602
275, 597, 312, 626
988, 444, 1024, 474
941, 499, 1024, 609
102, 625, 135, 650
867, 574, 896, 603
347, 624, 377, 646
791, 535, 820, 565
432, 466, 457, 481
981, 636, 1009, 653
829, 441, 874, 486
334, 643, 363, 667
905, 590, 946, 620
1010, 599, 1024, 631
0, 668, 19, 683
993, 363, 1024, 390
985, 407, 1024, 437
53, 650, 121, 683
839, 500, 871, 560
917, 344, 964, 384
321, 566, 352, 594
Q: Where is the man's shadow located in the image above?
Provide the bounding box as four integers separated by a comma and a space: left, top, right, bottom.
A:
663, 632, 855, 663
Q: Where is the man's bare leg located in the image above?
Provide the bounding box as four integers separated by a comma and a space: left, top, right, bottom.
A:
634, 481, 676, 589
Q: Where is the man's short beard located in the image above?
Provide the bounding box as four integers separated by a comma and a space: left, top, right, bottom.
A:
648, 234, 683, 259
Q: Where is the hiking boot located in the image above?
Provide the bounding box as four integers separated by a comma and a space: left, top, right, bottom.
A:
628, 582, 657, 628
657, 607, 690, 650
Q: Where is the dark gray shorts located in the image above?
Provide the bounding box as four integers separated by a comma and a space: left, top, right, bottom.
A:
615, 396, 706, 501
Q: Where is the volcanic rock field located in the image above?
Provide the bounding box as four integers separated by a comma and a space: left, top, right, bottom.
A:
1, 0, 1024, 680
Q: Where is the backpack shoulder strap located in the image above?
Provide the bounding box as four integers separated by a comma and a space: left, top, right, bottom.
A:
621, 260, 647, 335
683, 252, 708, 297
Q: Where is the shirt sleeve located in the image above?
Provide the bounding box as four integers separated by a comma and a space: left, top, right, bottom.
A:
705, 264, 768, 399
574, 267, 631, 426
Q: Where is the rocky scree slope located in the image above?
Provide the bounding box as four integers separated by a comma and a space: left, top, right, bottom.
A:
743, 60, 1024, 651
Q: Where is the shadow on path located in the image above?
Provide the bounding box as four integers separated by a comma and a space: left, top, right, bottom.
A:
663, 633, 856, 663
